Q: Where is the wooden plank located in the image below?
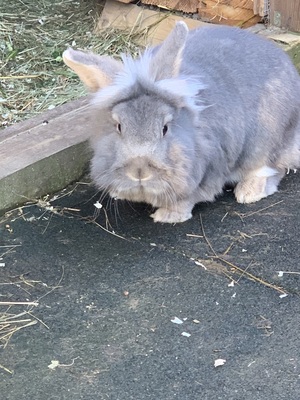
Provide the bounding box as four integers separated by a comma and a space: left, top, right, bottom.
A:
140, 0, 199, 14
115, 0, 255, 11
225, 0, 254, 9
139, 0, 253, 13
0, 97, 91, 180
0, 98, 92, 212
270, 0, 300, 32
253, 0, 267, 16
96, 0, 209, 46
198, 0, 261, 26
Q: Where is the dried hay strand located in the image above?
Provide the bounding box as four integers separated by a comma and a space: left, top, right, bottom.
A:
0, 309, 38, 349
0, 272, 43, 351
0, 241, 64, 373
0, 0, 143, 128
196, 214, 288, 296
0, 303, 40, 374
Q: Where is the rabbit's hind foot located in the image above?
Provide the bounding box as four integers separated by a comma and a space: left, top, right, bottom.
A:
234, 166, 283, 204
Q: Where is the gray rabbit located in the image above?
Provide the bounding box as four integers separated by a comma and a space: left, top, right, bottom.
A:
63, 22, 300, 223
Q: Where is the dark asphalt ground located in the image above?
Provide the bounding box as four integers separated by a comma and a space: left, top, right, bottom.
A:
0, 172, 299, 400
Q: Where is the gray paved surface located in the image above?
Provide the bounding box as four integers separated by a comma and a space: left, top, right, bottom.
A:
0, 172, 299, 400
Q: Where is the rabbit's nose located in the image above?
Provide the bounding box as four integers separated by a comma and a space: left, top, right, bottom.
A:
126, 167, 153, 182
125, 157, 153, 182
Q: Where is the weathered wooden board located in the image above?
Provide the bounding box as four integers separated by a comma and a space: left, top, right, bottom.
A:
270, 0, 300, 32
221, 0, 254, 9
0, 98, 91, 212
113, 0, 263, 25
140, 0, 199, 14
253, 0, 267, 16
198, 0, 261, 26
96, 0, 208, 45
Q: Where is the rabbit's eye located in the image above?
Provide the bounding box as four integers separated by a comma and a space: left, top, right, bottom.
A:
116, 123, 122, 134
162, 125, 168, 136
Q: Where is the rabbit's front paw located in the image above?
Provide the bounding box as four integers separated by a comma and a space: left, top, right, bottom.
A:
150, 208, 192, 223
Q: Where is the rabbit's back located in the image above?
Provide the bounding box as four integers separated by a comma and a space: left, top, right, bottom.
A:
182, 25, 300, 110
182, 26, 299, 87
180, 25, 300, 173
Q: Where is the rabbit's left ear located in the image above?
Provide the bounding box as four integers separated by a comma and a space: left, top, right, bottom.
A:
150, 21, 189, 80
63, 48, 123, 92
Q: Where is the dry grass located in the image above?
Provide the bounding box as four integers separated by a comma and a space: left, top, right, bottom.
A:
0, 236, 65, 373
193, 214, 288, 296
0, 309, 37, 347
0, 0, 143, 128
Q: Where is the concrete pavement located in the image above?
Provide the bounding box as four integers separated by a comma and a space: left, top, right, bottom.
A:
0, 171, 299, 399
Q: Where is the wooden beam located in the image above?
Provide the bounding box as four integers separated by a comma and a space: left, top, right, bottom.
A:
270, 0, 300, 32
198, 1, 261, 26
140, 0, 199, 14
253, 0, 267, 16
96, 0, 209, 46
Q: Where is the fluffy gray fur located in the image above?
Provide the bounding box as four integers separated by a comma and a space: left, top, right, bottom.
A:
63, 22, 300, 223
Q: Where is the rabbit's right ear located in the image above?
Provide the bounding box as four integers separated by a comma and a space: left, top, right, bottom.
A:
150, 21, 189, 80
62, 48, 123, 92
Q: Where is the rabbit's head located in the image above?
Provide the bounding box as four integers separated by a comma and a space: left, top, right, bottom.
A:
63, 22, 208, 209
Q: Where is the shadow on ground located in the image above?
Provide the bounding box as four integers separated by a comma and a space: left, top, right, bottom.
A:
0, 172, 299, 400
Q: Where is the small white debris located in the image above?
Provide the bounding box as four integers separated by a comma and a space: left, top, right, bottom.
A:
181, 332, 191, 337
150, 243, 157, 247
194, 261, 207, 269
171, 317, 183, 325
26, 216, 36, 222
279, 293, 288, 299
48, 104, 55, 110
228, 281, 235, 287
277, 271, 284, 277
247, 361, 256, 367
242, 248, 247, 253
94, 201, 103, 209
0, 262, 5, 267
50, 194, 60, 201
48, 360, 60, 370
193, 319, 200, 324
214, 359, 226, 368
72, 40, 77, 47
231, 292, 237, 298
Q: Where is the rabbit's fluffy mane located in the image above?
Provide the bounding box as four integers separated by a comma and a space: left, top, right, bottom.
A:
93, 49, 206, 113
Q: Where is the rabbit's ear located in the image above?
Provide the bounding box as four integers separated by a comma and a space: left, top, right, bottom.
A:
150, 21, 189, 80
63, 48, 123, 92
